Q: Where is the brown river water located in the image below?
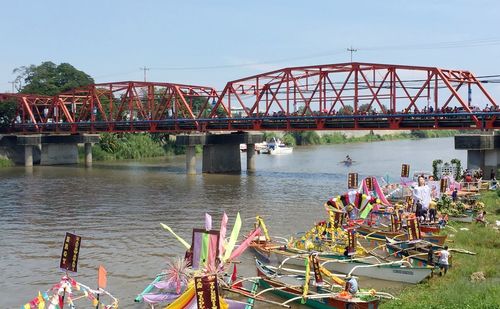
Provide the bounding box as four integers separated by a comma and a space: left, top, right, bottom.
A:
0, 137, 465, 308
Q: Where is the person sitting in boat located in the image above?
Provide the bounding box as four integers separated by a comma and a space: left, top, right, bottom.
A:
345, 275, 359, 295
345, 155, 352, 164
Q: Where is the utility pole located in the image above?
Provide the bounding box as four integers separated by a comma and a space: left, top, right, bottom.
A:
8, 81, 16, 93
347, 46, 358, 63
140, 67, 150, 82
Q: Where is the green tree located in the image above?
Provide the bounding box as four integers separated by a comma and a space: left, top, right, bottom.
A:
0, 99, 18, 130
13, 61, 94, 96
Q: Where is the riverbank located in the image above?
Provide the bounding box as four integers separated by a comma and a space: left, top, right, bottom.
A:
381, 189, 500, 309
271, 130, 458, 146
0, 156, 14, 167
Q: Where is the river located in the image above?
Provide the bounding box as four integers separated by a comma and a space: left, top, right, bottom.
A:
0, 137, 465, 308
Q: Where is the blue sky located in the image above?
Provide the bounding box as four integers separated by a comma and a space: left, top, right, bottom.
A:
1, 0, 500, 95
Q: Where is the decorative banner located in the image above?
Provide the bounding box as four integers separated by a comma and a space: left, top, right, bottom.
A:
347, 230, 356, 255
348, 173, 359, 189
194, 275, 221, 309
60, 232, 81, 272
191, 229, 220, 270
332, 211, 344, 228
390, 213, 401, 232
309, 255, 323, 284
407, 218, 421, 241
440, 178, 449, 193
98, 265, 107, 289
365, 177, 373, 191
401, 164, 410, 178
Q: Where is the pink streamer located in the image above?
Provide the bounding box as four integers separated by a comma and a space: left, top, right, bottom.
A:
372, 178, 391, 206
219, 212, 228, 256
229, 228, 261, 261
205, 213, 212, 231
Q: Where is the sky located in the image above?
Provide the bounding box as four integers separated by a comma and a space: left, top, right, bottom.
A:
1, 0, 500, 97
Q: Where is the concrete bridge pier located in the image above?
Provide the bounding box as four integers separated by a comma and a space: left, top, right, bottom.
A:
0, 134, 100, 166
176, 132, 263, 174
81, 134, 100, 167
246, 143, 256, 172
455, 133, 500, 179
186, 145, 196, 175
16, 135, 41, 167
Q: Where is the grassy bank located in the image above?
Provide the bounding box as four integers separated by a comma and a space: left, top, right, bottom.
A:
381, 190, 500, 309
266, 130, 458, 146
77, 133, 202, 162
0, 156, 14, 167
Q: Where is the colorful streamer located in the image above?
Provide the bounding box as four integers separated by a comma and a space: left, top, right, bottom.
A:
160, 223, 190, 249
223, 213, 242, 262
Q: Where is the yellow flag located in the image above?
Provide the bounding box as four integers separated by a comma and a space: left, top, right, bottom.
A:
223, 213, 242, 261
301, 258, 310, 304
37, 291, 45, 309
256, 216, 270, 241
160, 223, 190, 249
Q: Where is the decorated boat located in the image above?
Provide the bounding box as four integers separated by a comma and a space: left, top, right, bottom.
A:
21, 275, 118, 309
251, 241, 432, 284
255, 259, 392, 309
136, 213, 277, 308
356, 224, 447, 246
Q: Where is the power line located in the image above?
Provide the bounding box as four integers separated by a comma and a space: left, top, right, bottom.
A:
140, 67, 150, 82
347, 46, 358, 62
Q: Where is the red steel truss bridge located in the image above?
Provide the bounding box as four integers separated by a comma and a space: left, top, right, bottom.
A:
1, 62, 498, 133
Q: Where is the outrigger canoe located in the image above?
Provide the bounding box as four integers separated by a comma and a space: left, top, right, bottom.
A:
250, 241, 433, 284
256, 259, 382, 309
356, 224, 447, 246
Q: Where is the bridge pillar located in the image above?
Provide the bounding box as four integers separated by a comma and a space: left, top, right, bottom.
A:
24, 145, 33, 167
176, 133, 263, 174
247, 143, 256, 172
186, 145, 196, 175
16, 134, 41, 167
203, 143, 241, 173
81, 134, 100, 167
455, 134, 500, 179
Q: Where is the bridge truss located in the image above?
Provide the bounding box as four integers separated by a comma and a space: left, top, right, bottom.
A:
0, 62, 498, 133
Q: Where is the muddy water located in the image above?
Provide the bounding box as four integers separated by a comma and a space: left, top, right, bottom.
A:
0, 137, 464, 308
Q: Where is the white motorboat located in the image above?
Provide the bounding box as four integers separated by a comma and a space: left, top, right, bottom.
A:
262, 138, 293, 155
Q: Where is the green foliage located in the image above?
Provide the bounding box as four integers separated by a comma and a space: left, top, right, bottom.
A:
432, 159, 443, 180
282, 133, 296, 146
451, 158, 462, 180
294, 131, 321, 145
0, 99, 17, 129
112, 134, 165, 159
337, 105, 354, 115
262, 132, 278, 141
14, 61, 94, 95
0, 157, 14, 167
